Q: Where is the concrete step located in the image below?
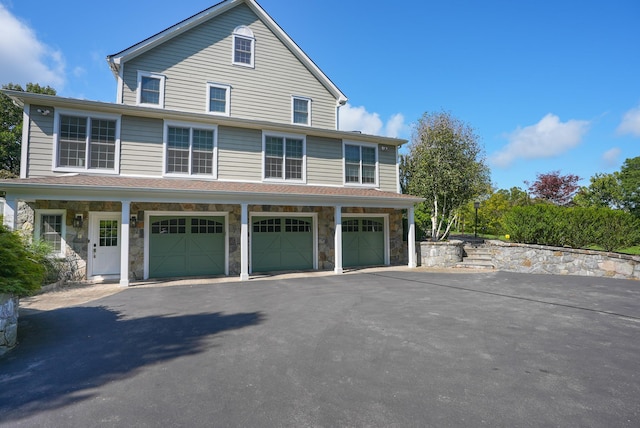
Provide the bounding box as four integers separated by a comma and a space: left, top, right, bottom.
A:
455, 261, 496, 269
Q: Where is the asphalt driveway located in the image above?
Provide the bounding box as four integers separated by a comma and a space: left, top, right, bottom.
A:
1, 270, 639, 427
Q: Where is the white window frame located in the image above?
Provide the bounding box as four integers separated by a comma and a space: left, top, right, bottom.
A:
291, 96, 311, 126
232, 26, 255, 68
343, 141, 379, 187
34, 209, 67, 258
261, 131, 307, 183
206, 82, 231, 116
163, 120, 219, 178
136, 71, 166, 108
52, 108, 121, 174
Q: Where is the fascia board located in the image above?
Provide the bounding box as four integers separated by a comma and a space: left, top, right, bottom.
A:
3, 90, 405, 146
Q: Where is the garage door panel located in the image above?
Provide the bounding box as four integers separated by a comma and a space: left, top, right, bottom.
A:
342, 218, 385, 268
149, 216, 225, 278
252, 217, 313, 273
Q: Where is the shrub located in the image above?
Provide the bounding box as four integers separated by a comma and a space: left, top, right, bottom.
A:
0, 224, 47, 297
502, 205, 640, 252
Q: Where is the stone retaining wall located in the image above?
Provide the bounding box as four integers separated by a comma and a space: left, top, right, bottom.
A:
0, 294, 19, 356
418, 240, 464, 267
486, 240, 640, 280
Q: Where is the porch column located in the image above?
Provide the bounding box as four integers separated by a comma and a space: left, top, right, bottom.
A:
240, 203, 249, 281
120, 201, 131, 287
334, 205, 343, 274
408, 205, 417, 268
2, 197, 17, 230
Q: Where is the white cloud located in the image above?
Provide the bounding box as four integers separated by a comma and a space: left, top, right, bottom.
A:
0, 4, 65, 87
339, 103, 408, 138
491, 113, 590, 168
617, 105, 640, 137
602, 147, 621, 167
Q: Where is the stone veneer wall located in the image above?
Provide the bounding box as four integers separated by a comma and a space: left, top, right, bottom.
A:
18, 201, 405, 280
0, 294, 19, 356
418, 240, 464, 267
487, 240, 640, 280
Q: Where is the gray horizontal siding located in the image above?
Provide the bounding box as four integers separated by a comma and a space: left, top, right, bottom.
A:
217, 125, 262, 181
27, 105, 55, 178
119, 116, 164, 176
378, 148, 399, 192
306, 136, 343, 186
121, 4, 337, 129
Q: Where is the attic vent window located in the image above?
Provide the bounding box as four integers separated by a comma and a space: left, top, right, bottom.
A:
232, 26, 255, 68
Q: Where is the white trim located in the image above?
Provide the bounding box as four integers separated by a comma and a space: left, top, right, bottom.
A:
342, 140, 379, 188
240, 203, 249, 281
261, 130, 307, 183
334, 206, 343, 274
205, 82, 231, 116
342, 213, 390, 266
20, 104, 30, 178
136, 71, 166, 108
163, 119, 219, 178
143, 210, 230, 280
232, 26, 255, 68
291, 96, 312, 126
248, 211, 318, 274
2, 197, 17, 230
52, 108, 121, 174
34, 209, 67, 258
408, 205, 417, 268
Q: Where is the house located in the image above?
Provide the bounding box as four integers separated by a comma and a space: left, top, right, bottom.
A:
0, 0, 421, 285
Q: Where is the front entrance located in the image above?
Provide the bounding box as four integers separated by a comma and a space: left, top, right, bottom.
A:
89, 212, 121, 277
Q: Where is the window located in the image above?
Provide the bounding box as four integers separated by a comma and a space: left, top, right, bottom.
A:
55, 111, 120, 172
292, 96, 311, 125
35, 210, 66, 257
344, 142, 377, 185
263, 133, 305, 181
232, 26, 255, 68
206, 83, 231, 116
137, 71, 166, 107
164, 121, 217, 177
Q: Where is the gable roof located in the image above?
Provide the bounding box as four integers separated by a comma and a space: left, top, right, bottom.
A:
106, 0, 347, 105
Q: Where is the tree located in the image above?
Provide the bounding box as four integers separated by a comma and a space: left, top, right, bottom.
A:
1, 83, 56, 177
401, 111, 490, 241
619, 156, 640, 218
526, 170, 580, 206
573, 172, 624, 209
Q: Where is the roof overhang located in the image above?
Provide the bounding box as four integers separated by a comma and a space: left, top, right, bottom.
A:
106, 0, 348, 105
3, 90, 405, 146
0, 175, 423, 209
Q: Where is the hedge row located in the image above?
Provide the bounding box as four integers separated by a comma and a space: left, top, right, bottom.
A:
502, 205, 640, 252
0, 224, 47, 297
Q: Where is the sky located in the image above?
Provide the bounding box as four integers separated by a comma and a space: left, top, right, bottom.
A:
1, 0, 639, 190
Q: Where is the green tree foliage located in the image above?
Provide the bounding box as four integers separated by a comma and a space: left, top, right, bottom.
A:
574, 172, 624, 209
400, 111, 490, 240
619, 156, 640, 217
1, 83, 56, 177
476, 187, 530, 235
502, 205, 640, 252
0, 223, 47, 297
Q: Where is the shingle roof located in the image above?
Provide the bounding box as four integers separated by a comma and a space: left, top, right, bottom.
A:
1, 175, 423, 205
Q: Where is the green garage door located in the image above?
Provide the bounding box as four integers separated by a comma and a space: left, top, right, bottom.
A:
149, 216, 225, 278
252, 217, 313, 273
343, 218, 385, 268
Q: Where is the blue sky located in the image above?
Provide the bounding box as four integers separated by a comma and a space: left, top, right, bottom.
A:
1, 0, 639, 190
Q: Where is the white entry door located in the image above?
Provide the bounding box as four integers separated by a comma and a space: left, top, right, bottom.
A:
89, 212, 121, 276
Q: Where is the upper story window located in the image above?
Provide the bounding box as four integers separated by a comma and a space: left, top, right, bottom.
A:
232, 26, 255, 68
164, 121, 218, 177
206, 82, 231, 116
137, 71, 166, 107
344, 142, 378, 186
292, 96, 311, 126
54, 110, 120, 173
263, 132, 306, 182
35, 209, 66, 258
